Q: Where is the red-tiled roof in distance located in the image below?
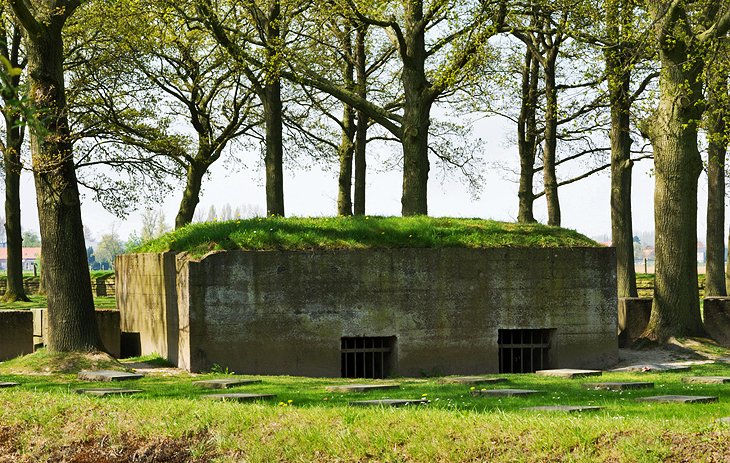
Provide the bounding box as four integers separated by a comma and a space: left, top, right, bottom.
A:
0, 247, 41, 260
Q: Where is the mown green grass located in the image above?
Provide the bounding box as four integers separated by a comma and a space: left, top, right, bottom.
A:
132, 216, 598, 257
1, 356, 729, 461
0, 295, 116, 310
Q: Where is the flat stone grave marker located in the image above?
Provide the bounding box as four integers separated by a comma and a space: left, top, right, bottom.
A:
682, 376, 730, 385
583, 382, 654, 391
325, 384, 400, 393
525, 405, 602, 413
76, 388, 142, 397
636, 395, 718, 404
535, 369, 602, 379
717, 417, 730, 424
78, 370, 144, 382
349, 399, 428, 407
203, 393, 276, 402
439, 376, 508, 385
471, 389, 541, 397
0, 382, 19, 388
610, 364, 691, 373
193, 378, 262, 389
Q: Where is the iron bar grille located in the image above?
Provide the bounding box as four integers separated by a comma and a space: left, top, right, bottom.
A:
498, 329, 552, 373
341, 336, 395, 379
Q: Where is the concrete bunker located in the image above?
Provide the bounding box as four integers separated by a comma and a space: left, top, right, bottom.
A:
117, 246, 618, 376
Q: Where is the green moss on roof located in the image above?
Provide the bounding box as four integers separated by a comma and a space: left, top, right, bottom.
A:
132, 216, 599, 257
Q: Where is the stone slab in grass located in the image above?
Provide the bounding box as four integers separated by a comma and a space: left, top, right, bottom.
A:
583, 382, 654, 391
325, 384, 400, 393
0, 382, 19, 388
717, 417, 730, 424
637, 395, 718, 404
525, 405, 602, 413
193, 378, 262, 389
78, 370, 144, 382
610, 364, 691, 373
471, 389, 541, 397
203, 393, 276, 402
682, 376, 730, 385
535, 369, 602, 379
349, 399, 429, 407
76, 388, 142, 397
438, 376, 508, 385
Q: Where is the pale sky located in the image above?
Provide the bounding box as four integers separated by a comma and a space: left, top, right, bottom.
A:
12, 115, 713, 246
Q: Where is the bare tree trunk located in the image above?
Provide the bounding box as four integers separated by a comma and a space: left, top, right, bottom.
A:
517, 46, 538, 223
642, 31, 705, 340
605, 1, 638, 298
262, 1, 284, 217
542, 46, 560, 226
23, 23, 103, 351
175, 160, 209, 229
400, 1, 431, 216
353, 25, 367, 216
337, 102, 356, 215
705, 68, 727, 296
1, 23, 29, 302
2, 115, 29, 302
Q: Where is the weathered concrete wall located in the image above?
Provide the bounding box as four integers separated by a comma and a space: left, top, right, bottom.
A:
115, 253, 178, 362
617, 297, 653, 347
138, 247, 617, 375
31, 308, 121, 357
0, 310, 33, 361
704, 298, 730, 347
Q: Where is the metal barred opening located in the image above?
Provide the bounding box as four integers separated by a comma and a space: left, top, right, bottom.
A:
498, 329, 553, 373
341, 336, 395, 379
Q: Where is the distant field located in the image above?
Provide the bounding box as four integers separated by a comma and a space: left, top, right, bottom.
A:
0, 295, 116, 310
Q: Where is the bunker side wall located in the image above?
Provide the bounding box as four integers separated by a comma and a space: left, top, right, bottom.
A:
182, 247, 616, 375
115, 252, 178, 362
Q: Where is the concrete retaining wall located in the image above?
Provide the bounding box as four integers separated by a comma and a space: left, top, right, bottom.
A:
118, 248, 618, 376
31, 308, 121, 357
0, 310, 33, 361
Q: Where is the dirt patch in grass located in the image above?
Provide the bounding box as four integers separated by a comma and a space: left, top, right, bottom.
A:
663, 431, 730, 462
0, 427, 214, 463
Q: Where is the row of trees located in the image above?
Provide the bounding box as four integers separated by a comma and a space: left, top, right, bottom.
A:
0, 0, 728, 351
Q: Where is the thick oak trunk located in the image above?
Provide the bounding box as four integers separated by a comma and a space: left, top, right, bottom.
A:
606, 37, 638, 298
25, 28, 103, 351
400, 1, 430, 216
517, 47, 538, 223
643, 36, 705, 340
542, 47, 560, 226
175, 160, 208, 229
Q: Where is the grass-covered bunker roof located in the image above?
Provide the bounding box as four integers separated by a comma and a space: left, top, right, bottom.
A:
133, 217, 599, 257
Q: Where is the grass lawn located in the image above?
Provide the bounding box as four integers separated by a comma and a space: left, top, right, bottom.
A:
0, 295, 116, 310
134, 216, 598, 256
1, 351, 729, 461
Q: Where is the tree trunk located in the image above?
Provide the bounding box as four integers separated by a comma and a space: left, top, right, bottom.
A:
262, 1, 284, 217
705, 68, 727, 296
642, 34, 705, 340
605, 8, 638, 297
24, 27, 103, 351
175, 159, 209, 229
337, 102, 356, 215
400, 1, 431, 216
353, 25, 367, 216
2, 114, 29, 302
517, 46, 538, 223
542, 46, 560, 226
